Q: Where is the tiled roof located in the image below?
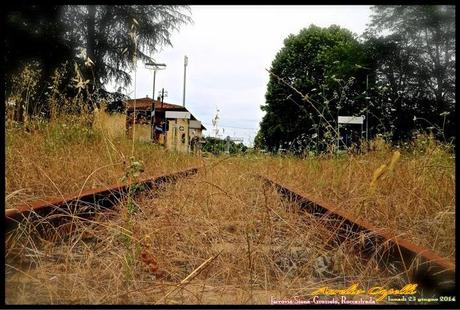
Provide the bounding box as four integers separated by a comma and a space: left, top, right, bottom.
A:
125, 97, 206, 130
125, 98, 186, 111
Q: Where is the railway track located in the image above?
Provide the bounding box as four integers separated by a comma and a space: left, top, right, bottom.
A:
5, 166, 456, 301
5, 167, 199, 232
256, 174, 456, 297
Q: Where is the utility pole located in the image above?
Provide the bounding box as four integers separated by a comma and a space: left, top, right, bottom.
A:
153, 70, 157, 101
183, 55, 188, 107
145, 61, 166, 142
158, 88, 167, 105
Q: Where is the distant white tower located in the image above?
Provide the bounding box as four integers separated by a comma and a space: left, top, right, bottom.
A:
212, 107, 220, 138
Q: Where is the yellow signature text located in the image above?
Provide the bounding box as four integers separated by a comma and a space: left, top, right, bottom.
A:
310, 283, 418, 302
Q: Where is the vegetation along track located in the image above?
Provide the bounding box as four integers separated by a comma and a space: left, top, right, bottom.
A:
5, 167, 199, 232
256, 174, 455, 297
5, 162, 455, 304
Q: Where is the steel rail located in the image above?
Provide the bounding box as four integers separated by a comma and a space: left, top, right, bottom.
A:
257, 174, 455, 296
5, 167, 199, 232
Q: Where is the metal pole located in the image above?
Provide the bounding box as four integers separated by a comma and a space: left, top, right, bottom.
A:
151, 70, 157, 141
366, 74, 369, 141
153, 70, 157, 100
337, 108, 340, 151
366, 107, 369, 141
183, 55, 188, 107
146, 62, 166, 142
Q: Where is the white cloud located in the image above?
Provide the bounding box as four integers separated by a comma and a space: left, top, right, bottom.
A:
108, 5, 372, 145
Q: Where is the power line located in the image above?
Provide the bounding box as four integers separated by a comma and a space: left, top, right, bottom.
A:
202, 123, 259, 131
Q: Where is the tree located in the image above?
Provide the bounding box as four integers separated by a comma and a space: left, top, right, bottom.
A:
258, 25, 369, 152
62, 5, 192, 91
253, 130, 266, 150
365, 5, 455, 142
5, 5, 75, 120
202, 137, 247, 155
5, 5, 192, 120
5, 5, 73, 84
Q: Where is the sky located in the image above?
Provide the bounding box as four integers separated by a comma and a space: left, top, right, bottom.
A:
108, 5, 373, 146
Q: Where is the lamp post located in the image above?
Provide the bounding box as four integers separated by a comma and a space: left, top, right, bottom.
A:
183, 55, 188, 107
145, 61, 166, 141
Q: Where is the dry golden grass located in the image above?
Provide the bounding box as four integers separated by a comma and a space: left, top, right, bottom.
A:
250, 137, 455, 260
4, 112, 455, 304
5, 110, 203, 209
6, 162, 406, 304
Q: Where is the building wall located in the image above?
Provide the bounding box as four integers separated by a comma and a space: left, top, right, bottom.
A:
125, 112, 203, 153
166, 120, 175, 150
166, 118, 189, 152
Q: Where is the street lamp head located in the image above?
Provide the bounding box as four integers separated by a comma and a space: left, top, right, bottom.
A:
145, 62, 167, 70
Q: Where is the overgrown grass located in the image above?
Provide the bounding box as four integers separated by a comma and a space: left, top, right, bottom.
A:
249, 135, 455, 259
5, 110, 203, 208
4, 112, 455, 304
6, 163, 407, 304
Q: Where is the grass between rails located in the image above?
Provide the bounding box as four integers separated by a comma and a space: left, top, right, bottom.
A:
6, 163, 406, 304
5, 112, 455, 304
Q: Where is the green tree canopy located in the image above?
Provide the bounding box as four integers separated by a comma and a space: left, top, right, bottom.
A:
5, 5, 192, 120
5, 5, 73, 83
364, 5, 455, 141
258, 25, 369, 152
202, 137, 247, 155
62, 5, 192, 89
5, 5, 77, 120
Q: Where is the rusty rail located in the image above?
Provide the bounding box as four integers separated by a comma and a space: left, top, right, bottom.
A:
257, 174, 455, 296
5, 167, 199, 232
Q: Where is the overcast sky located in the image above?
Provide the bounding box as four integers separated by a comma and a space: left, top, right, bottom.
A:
109, 5, 373, 146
